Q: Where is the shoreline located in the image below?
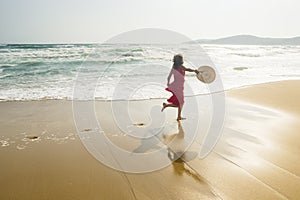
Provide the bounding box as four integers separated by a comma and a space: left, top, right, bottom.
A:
0, 79, 299, 103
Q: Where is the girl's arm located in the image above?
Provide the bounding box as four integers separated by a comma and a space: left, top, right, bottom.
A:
167, 69, 173, 85
181, 66, 198, 74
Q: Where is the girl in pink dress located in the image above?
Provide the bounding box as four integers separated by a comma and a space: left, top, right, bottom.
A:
161, 54, 198, 120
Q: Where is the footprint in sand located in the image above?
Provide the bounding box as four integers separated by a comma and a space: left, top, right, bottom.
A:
82, 128, 92, 132
0, 140, 9, 147
17, 144, 26, 150
26, 136, 39, 140
133, 123, 145, 127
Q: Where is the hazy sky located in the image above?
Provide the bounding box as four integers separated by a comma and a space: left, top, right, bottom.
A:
0, 0, 299, 43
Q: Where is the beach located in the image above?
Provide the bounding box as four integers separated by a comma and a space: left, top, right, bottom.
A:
0, 80, 299, 199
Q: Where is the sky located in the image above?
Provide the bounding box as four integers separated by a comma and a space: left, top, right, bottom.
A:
0, 0, 300, 43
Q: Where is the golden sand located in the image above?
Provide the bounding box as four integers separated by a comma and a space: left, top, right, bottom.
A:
0, 80, 299, 199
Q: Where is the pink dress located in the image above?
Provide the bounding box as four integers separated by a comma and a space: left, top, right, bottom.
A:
165, 66, 185, 106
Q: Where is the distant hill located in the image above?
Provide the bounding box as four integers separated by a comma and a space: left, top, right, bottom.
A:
196, 35, 300, 45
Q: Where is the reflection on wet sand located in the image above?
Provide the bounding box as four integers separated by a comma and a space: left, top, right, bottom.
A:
163, 121, 202, 183
164, 121, 198, 162
164, 121, 185, 161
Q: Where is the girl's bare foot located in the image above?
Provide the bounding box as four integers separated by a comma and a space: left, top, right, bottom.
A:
177, 117, 186, 121
161, 103, 167, 112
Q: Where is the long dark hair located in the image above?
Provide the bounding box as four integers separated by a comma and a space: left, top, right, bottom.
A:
172, 54, 183, 69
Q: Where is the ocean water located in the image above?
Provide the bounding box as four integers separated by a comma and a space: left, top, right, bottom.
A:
0, 43, 300, 101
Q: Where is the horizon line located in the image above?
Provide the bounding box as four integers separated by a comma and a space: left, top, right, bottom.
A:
1, 34, 300, 45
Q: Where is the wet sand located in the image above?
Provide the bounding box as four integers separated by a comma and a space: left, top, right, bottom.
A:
0, 80, 300, 199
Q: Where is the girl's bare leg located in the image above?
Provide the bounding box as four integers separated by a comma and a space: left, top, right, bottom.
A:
177, 105, 186, 121
161, 103, 178, 112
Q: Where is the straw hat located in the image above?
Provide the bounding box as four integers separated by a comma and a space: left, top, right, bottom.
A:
196, 66, 216, 84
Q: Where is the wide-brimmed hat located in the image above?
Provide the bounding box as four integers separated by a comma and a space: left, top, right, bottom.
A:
196, 66, 216, 84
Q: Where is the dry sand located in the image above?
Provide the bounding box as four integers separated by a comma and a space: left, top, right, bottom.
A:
0, 80, 299, 200
228, 80, 300, 116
